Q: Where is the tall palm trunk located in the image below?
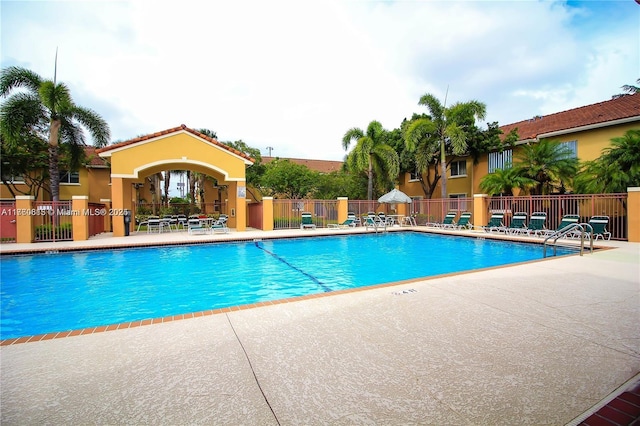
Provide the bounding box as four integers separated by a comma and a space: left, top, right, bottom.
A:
48, 119, 62, 201
440, 138, 447, 200
163, 170, 171, 206
367, 154, 374, 200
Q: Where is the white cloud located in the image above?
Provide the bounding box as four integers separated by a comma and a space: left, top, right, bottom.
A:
1, 0, 638, 161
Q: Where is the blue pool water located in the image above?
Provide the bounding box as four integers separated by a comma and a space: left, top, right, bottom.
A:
1, 232, 574, 339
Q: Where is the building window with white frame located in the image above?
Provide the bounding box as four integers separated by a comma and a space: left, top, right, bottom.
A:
559, 140, 577, 158
59, 171, 80, 184
450, 160, 467, 177
488, 149, 512, 173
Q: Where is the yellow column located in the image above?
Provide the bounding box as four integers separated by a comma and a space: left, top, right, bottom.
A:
473, 194, 489, 232
262, 197, 274, 231
15, 196, 34, 244
111, 177, 125, 237
337, 197, 348, 224
235, 182, 247, 231
627, 187, 640, 243
72, 196, 89, 241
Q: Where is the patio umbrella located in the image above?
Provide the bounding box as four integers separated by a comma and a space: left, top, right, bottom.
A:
378, 188, 412, 204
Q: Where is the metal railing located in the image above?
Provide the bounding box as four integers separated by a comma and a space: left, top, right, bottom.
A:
487, 193, 627, 240
273, 199, 338, 229
33, 201, 73, 242
543, 223, 594, 257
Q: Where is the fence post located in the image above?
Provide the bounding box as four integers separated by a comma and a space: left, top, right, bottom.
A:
15, 196, 34, 243
337, 197, 348, 224
262, 197, 274, 231
473, 194, 489, 231
627, 187, 640, 243
72, 196, 89, 241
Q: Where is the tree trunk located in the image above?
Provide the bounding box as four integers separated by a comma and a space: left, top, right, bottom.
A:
164, 170, 171, 206
440, 138, 447, 200
367, 154, 374, 200
48, 119, 62, 201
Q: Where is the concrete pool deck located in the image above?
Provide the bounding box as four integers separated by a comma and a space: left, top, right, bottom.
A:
1, 227, 639, 424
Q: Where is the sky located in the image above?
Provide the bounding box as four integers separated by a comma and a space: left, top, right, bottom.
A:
1, 0, 638, 162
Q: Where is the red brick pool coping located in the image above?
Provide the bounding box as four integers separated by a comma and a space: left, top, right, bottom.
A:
0, 276, 425, 346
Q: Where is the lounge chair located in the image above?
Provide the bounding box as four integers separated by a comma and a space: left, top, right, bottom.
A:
425, 211, 457, 228
147, 216, 162, 233
211, 215, 229, 233
452, 212, 472, 230
482, 212, 505, 232
496, 212, 528, 234
585, 215, 612, 240
328, 218, 356, 229
541, 214, 580, 237
347, 212, 361, 227
300, 212, 316, 229
188, 218, 210, 235
364, 213, 384, 231
515, 211, 547, 236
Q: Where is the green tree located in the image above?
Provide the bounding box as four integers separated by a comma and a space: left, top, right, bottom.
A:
311, 170, 364, 200
513, 139, 579, 195
0, 132, 50, 198
612, 79, 640, 99
225, 139, 265, 199
342, 120, 399, 200
0, 65, 110, 201
574, 129, 640, 193
479, 166, 536, 196
412, 93, 486, 199
260, 159, 318, 199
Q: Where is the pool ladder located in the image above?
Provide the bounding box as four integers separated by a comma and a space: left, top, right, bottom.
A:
543, 223, 594, 258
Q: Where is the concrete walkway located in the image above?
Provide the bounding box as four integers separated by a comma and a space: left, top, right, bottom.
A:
1, 228, 639, 424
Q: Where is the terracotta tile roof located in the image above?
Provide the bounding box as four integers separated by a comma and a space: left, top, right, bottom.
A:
95, 124, 255, 163
83, 146, 110, 167
262, 156, 344, 173
499, 93, 640, 141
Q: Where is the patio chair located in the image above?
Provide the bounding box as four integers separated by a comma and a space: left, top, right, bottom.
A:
585, 215, 612, 241
452, 212, 472, 230
146, 216, 161, 233
496, 212, 528, 234
211, 214, 229, 233
188, 218, 210, 235
540, 214, 580, 238
347, 211, 361, 227
482, 212, 505, 233
364, 213, 384, 231
425, 211, 457, 228
300, 212, 316, 230
328, 218, 356, 229
514, 211, 547, 236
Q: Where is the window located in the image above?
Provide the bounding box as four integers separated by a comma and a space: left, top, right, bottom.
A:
488, 149, 512, 173
450, 160, 467, 177
560, 140, 577, 158
59, 171, 80, 184
1, 172, 24, 183
409, 168, 420, 181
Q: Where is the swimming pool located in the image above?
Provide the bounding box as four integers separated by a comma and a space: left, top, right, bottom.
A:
1, 232, 575, 339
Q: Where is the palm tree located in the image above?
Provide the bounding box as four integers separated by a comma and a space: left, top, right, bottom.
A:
0, 65, 110, 201
513, 139, 579, 195
574, 129, 640, 193
612, 78, 640, 99
479, 166, 536, 196
342, 120, 399, 200
415, 93, 486, 199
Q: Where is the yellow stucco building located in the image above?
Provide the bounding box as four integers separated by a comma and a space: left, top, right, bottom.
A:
399, 93, 640, 200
